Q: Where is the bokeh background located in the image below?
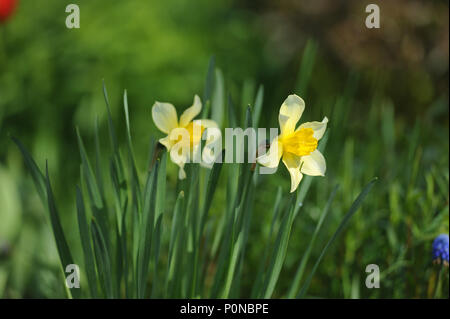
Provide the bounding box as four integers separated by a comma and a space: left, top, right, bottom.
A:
0, 0, 448, 298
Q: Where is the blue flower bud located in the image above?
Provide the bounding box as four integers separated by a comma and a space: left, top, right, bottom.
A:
432, 234, 449, 266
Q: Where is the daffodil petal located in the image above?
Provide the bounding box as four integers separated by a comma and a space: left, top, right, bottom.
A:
152, 101, 178, 134
197, 119, 218, 128
282, 153, 303, 193
257, 137, 283, 168
169, 127, 191, 147
178, 165, 187, 180
301, 149, 326, 176
159, 136, 172, 150
170, 143, 189, 180
299, 117, 328, 140
179, 95, 202, 128
201, 148, 215, 169
202, 127, 222, 167
279, 94, 305, 137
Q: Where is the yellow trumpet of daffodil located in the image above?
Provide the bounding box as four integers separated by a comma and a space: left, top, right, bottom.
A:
152, 95, 218, 179
257, 94, 328, 193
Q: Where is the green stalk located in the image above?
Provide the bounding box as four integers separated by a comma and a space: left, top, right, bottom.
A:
297, 178, 378, 298
287, 184, 339, 298
433, 265, 444, 299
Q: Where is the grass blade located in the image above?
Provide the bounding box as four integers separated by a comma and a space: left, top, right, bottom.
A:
155, 151, 167, 221
91, 218, 114, 298
227, 93, 237, 128
103, 80, 119, 153
259, 195, 296, 298
211, 68, 225, 127
12, 137, 46, 204
199, 150, 225, 235
136, 162, 159, 298
250, 186, 283, 297
75, 186, 98, 298
295, 39, 318, 97
287, 184, 339, 298
76, 128, 103, 210
150, 214, 164, 297
165, 191, 185, 297
94, 117, 105, 199
297, 177, 378, 298
253, 84, 264, 128
45, 162, 81, 299
203, 55, 215, 105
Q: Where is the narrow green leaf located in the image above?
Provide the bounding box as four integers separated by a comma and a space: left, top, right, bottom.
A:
76, 128, 103, 210
223, 178, 255, 298
91, 218, 114, 298
185, 164, 201, 297
260, 195, 296, 298
12, 137, 46, 204
295, 39, 318, 96
210, 204, 236, 298
245, 105, 252, 129
227, 93, 237, 128
250, 186, 283, 297
45, 162, 81, 299
240, 79, 255, 124
165, 191, 185, 297
229, 177, 255, 297
211, 152, 254, 298
287, 184, 339, 298
203, 55, 215, 104
155, 151, 167, 221
221, 230, 244, 298
297, 177, 378, 298
150, 214, 163, 297
94, 117, 105, 199
77, 128, 111, 259
136, 162, 159, 298
75, 186, 98, 298
168, 191, 184, 267
253, 85, 264, 128
211, 68, 225, 127
102, 80, 119, 153
199, 150, 225, 235
124, 89, 141, 205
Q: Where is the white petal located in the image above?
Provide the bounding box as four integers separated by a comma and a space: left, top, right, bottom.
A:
301, 150, 326, 176
279, 94, 305, 137
170, 144, 188, 180
179, 95, 202, 128
282, 153, 303, 193
152, 101, 178, 134
197, 119, 218, 129
169, 128, 190, 173
299, 117, 328, 140
169, 127, 191, 147
202, 127, 222, 167
159, 136, 172, 150
178, 165, 187, 180
201, 147, 215, 169
257, 137, 282, 168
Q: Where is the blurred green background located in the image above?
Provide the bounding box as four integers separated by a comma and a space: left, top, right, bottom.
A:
0, 0, 448, 298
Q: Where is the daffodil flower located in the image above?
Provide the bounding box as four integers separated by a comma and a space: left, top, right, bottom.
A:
257, 94, 328, 193
152, 95, 218, 179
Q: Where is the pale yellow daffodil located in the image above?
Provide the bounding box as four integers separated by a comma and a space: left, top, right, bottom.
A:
257, 94, 328, 193
152, 95, 218, 179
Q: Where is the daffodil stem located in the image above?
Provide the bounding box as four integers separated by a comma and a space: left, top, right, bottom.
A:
433, 265, 444, 299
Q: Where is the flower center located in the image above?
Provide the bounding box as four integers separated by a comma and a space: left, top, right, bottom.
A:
282, 128, 317, 157
184, 121, 205, 147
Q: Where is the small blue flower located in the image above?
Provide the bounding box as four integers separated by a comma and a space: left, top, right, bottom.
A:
432, 234, 449, 266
